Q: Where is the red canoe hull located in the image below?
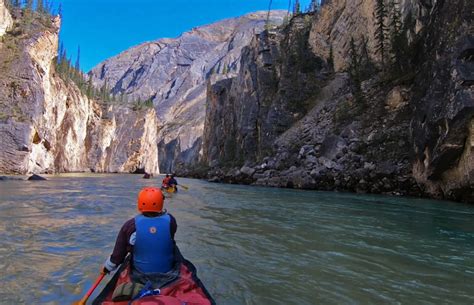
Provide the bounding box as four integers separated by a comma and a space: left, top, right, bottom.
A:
92, 249, 215, 305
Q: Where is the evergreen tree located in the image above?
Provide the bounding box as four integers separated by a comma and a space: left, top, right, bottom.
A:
266, 0, 273, 29
327, 43, 334, 72
59, 45, 68, 74
86, 74, 94, 97
388, 0, 407, 75
359, 35, 375, 79
293, 0, 301, 15
36, 0, 44, 14
100, 80, 109, 102
58, 42, 65, 63
66, 57, 73, 78
24, 0, 34, 27
374, 0, 388, 69
75, 46, 81, 71
349, 37, 363, 104
349, 38, 359, 78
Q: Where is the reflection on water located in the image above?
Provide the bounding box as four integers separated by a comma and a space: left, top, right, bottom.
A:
0, 174, 473, 304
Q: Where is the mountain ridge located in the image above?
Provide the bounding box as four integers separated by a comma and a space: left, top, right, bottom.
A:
90, 10, 287, 173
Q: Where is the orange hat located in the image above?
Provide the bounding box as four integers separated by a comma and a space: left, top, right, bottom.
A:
137, 187, 164, 213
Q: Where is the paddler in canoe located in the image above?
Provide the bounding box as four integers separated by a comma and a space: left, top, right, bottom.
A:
161, 174, 179, 193
161, 174, 175, 193
87, 187, 214, 305
168, 175, 178, 193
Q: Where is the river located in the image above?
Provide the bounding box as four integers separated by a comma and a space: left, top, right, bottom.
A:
0, 174, 473, 304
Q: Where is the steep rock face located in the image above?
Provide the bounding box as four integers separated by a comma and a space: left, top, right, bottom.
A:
0, 0, 12, 37
201, 0, 473, 202
90, 11, 286, 173
203, 14, 327, 167
85, 106, 159, 173
309, 0, 429, 71
410, 0, 473, 201
0, 10, 159, 174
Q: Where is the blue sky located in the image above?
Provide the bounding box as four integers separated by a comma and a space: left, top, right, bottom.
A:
59, 0, 312, 72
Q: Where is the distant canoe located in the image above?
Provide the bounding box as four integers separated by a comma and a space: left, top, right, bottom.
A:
161, 186, 177, 193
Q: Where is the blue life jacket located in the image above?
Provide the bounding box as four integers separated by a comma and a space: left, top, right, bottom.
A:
133, 214, 174, 274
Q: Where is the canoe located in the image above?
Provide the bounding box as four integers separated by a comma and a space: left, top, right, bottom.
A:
92, 247, 215, 305
161, 186, 177, 193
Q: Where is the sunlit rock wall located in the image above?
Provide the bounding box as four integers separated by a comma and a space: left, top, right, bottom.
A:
90, 11, 287, 173
0, 0, 12, 37
0, 14, 159, 174
309, 0, 431, 71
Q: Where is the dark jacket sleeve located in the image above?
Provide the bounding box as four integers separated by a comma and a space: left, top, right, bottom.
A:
169, 214, 177, 240
110, 218, 135, 265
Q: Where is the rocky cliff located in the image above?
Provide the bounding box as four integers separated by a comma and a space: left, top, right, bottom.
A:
90, 11, 287, 173
0, 2, 158, 174
200, 0, 473, 203
0, 0, 12, 37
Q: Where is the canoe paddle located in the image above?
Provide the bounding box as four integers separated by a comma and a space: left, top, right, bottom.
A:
72, 272, 106, 305
179, 184, 189, 190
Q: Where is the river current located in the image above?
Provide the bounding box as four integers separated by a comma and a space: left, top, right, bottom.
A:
0, 174, 473, 304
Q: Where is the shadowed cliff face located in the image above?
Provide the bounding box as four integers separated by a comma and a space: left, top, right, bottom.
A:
409, 0, 473, 201
200, 0, 473, 202
0, 2, 159, 174
89, 11, 287, 173
203, 15, 328, 167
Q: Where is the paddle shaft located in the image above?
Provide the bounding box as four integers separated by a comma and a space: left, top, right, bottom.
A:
75, 273, 106, 305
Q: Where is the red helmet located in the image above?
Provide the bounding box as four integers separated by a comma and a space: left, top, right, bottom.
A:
137, 187, 164, 213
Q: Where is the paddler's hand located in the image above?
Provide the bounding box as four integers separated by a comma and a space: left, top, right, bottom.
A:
101, 267, 110, 275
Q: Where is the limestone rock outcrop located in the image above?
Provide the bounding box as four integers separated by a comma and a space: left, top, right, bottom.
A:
90, 11, 287, 173
309, 0, 430, 71
199, 0, 473, 202
0, 8, 158, 174
0, 0, 12, 37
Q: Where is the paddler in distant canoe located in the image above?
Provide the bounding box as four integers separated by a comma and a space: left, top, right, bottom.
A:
161, 174, 171, 189
168, 175, 178, 192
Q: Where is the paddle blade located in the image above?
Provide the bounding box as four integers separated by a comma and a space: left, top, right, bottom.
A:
180, 184, 189, 190
72, 273, 106, 305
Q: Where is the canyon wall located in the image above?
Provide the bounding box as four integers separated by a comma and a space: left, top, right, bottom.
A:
90, 11, 287, 173
0, 3, 159, 174
200, 0, 473, 202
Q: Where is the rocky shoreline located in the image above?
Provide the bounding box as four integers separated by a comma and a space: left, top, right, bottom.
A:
185, 1, 473, 204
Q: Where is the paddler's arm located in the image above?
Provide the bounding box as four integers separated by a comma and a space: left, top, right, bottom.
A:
104, 218, 135, 273
170, 214, 177, 240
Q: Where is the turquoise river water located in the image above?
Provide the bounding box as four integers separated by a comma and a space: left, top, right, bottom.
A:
0, 174, 473, 304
